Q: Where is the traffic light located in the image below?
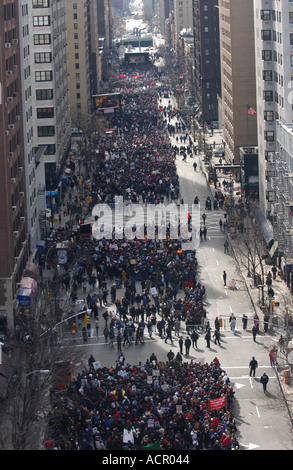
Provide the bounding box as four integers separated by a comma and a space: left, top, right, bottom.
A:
84, 314, 90, 324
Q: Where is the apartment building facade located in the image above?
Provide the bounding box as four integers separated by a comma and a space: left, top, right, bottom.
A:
0, 0, 28, 330
254, 0, 293, 222
30, 0, 71, 197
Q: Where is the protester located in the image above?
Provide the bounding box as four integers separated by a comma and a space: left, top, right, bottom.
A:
46, 357, 237, 450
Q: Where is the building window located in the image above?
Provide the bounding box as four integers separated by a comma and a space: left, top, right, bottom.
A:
262, 50, 272, 61
264, 110, 274, 121
44, 144, 56, 155
33, 15, 50, 26
264, 130, 274, 142
263, 70, 272, 81
34, 33, 51, 44
34, 52, 52, 63
263, 90, 273, 101
261, 30, 272, 41
32, 0, 50, 7
37, 107, 54, 118
35, 70, 52, 81
38, 125, 55, 137
261, 10, 271, 21
290, 33, 293, 45
36, 89, 53, 100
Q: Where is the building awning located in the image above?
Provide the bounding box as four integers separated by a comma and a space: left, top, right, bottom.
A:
251, 205, 274, 248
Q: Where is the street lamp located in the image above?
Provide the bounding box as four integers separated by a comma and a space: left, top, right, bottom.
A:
15, 369, 50, 395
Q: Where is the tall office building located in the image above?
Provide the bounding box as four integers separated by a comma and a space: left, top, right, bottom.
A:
253, 0, 293, 267
193, 0, 221, 125
219, 0, 257, 163
254, 0, 293, 219
17, 0, 71, 244
29, 0, 71, 197
0, 0, 28, 330
174, 0, 193, 34
66, 0, 91, 126
18, 0, 46, 258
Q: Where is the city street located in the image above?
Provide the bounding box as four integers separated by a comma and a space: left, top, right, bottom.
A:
59, 93, 293, 450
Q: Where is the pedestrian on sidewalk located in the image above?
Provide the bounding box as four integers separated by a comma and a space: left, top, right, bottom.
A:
229, 313, 236, 333
165, 325, 173, 344
191, 329, 199, 348
103, 326, 109, 343
202, 213, 206, 225
223, 270, 227, 286
95, 318, 99, 340
167, 349, 175, 363
252, 324, 258, 342
109, 327, 115, 346
205, 329, 211, 348
82, 326, 87, 342
272, 265, 277, 280
117, 331, 122, 352
269, 346, 278, 366
249, 356, 258, 377
185, 336, 191, 355
224, 240, 229, 254
213, 329, 221, 346
266, 276, 272, 293
242, 313, 248, 330
260, 372, 269, 392
179, 336, 184, 354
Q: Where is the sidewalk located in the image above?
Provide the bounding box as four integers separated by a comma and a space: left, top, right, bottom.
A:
190, 120, 293, 422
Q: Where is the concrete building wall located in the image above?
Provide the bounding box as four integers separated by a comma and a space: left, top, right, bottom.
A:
0, 0, 28, 328
254, 0, 293, 220
174, 0, 193, 34
219, 0, 257, 163
66, 0, 91, 126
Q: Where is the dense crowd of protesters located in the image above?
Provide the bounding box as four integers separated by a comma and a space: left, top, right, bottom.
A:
46, 356, 237, 450
39, 63, 238, 450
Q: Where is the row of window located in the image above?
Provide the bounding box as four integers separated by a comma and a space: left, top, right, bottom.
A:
262, 49, 283, 64
33, 0, 50, 9
263, 90, 284, 108
33, 16, 50, 26
263, 69, 284, 86
260, 9, 282, 22
262, 31, 293, 46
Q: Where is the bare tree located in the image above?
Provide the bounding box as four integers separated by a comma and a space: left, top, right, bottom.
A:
0, 282, 84, 450
227, 208, 269, 288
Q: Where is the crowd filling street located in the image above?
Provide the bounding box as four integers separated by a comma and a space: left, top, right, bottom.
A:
40, 64, 242, 451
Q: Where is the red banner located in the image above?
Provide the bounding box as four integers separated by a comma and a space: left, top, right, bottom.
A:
209, 396, 226, 411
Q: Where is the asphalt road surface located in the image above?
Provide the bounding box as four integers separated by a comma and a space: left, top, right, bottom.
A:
63, 96, 293, 451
